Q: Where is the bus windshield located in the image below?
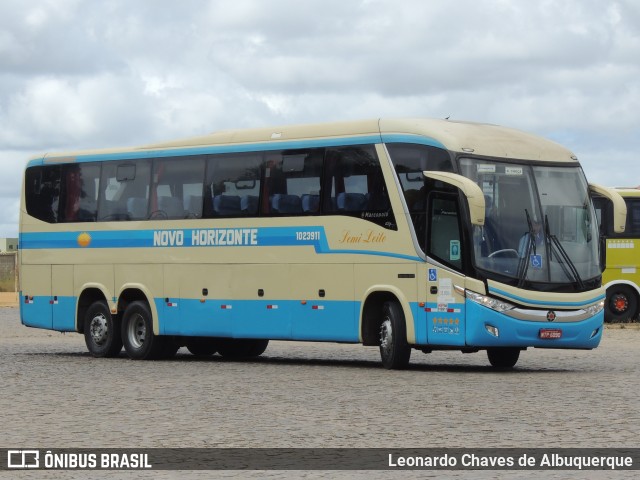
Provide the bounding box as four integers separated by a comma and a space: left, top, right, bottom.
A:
459, 159, 601, 285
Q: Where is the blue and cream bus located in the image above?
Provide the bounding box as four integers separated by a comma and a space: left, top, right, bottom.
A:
19, 118, 626, 368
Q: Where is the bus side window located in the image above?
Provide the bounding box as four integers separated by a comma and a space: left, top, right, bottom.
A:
206, 153, 261, 218
150, 156, 205, 220
98, 160, 151, 221
592, 196, 612, 236
25, 165, 61, 223
260, 150, 322, 216
58, 163, 100, 223
629, 199, 640, 235
324, 146, 394, 228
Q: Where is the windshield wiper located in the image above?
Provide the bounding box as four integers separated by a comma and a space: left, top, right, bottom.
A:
516, 209, 535, 288
544, 215, 585, 289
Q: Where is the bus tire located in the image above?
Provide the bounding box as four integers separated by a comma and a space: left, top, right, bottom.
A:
84, 301, 123, 358
605, 285, 638, 322
186, 338, 219, 357
379, 301, 411, 370
487, 347, 520, 369
121, 301, 166, 360
217, 339, 269, 358
244, 339, 269, 357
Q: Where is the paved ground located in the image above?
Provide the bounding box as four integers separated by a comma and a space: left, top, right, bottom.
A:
0, 306, 638, 479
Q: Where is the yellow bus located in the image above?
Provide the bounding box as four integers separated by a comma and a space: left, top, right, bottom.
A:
593, 187, 640, 322
19, 118, 626, 369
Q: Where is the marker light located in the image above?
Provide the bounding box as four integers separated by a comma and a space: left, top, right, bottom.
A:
465, 290, 515, 313
485, 324, 500, 337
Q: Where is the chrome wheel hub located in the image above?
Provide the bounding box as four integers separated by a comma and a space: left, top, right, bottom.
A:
380, 317, 393, 356
127, 313, 147, 349
89, 314, 108, 346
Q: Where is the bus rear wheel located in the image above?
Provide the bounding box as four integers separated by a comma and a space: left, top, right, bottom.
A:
379, 301, 411, 370
487, 347, 520, 369
605, 285, 638, 322
121, 301, 168, 360
84, 301, 122, 358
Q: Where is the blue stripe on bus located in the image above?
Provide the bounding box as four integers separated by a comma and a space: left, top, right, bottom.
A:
380, 134, 446, 149
26, 133, 446, 167
19, 226, 423, 262
488, 286, 605, 308
159, 298, 360, 341
27, 135, 383, 166
22, 295, 361, 341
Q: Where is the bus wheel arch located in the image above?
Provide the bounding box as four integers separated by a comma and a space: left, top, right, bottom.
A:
78, 289, 123, 358
117, 286, 160, 334
360, 289, 414, 345
360, 290, 412, 369
77, 287, 112, 333
121, 300, 166, 360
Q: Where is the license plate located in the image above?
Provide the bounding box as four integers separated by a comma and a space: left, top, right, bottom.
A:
539, 328, 562, 339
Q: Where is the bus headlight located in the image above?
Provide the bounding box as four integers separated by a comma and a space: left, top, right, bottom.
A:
466, 290, 515, 313
584, 300, 605, 316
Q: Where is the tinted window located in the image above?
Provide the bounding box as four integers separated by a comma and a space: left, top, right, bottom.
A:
324, 146, 395, 229
151, 157, 205, 220
628, 199, 640, 235
58, 163, 101, 223
25, 163, 100, 223
25, 165, 61, 223
98, 160, 151, 221
262, 150, 322, 216
387, 143, 453, 212
205, 153, 262, 217
24, 143, 401, 227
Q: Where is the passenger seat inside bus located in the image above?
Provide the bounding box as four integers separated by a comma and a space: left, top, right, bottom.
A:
337, 192, 367, 212
158, 196, 186, 219
301, 194, 320, 213
127, 197, 148, 220
185, 195, 203, 218
100, 201, 128, 221
241, 195, 259, 215
213, 195, 241, 215
272, 194, 302, 214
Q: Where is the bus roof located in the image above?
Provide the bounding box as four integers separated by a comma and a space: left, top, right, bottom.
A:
31, 118, 578, 165
612, 186, 640, 198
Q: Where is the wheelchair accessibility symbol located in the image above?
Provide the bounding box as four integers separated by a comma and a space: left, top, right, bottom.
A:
429, 269, 437, 281
530, 254, 543, 269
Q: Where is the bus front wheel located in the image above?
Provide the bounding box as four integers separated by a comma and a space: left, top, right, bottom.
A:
379, 301, 411, 370
84, 301, 123, 358
487, 347, 520, 369
121, 301, 167, 360
605, 285, 639, 322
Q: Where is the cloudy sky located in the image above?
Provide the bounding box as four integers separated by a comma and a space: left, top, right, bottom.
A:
1, 0, 638, 238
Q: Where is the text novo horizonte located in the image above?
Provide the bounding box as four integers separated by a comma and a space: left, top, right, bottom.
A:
153, 229, 258, 247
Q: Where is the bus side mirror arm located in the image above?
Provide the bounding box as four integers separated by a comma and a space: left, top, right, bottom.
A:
589, 183, 627, 234
423, 171, 485, 226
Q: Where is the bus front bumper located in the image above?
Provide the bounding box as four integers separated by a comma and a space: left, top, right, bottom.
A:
465, 300, 604, 349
